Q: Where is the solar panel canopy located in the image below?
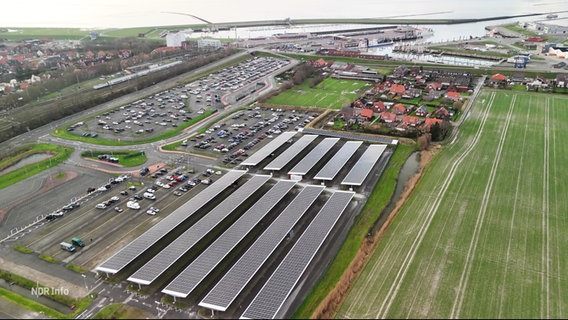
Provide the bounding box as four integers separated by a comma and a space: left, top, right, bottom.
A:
241, 131, 297, 166
96, 170, 246, 274
198, 185, 325, 311
341, 144, 386, 186
240, 191, 355, 319
127, 174, 270, 285
263, 135, 318, 171
161, 180, 296, 298
314, 141, 362, 180
288, 138, 339, 175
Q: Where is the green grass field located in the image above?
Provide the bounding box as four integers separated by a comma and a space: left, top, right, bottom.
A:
268, 78, 369, 109
336, 90, 568, 318
81, 150, 147, 167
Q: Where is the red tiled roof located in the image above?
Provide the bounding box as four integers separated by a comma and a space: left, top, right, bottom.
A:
403, 115, 420, 126
393, 103, 406, 114
491, 73, 507, 81
446, 91, 461, 100
424, 117, 442, 129
390, 84, 406, 95
360, 108, 374, 118
380, 112, 397, 122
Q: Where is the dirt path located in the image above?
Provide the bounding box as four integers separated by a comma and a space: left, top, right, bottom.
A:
312, 145, 440, 319
0, 171, 78, 223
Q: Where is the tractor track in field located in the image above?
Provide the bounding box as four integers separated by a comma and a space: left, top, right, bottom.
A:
450, 94, 517, 319
497, 95, 532, 318
542, 96, 550, 319
374, 91, 496, 319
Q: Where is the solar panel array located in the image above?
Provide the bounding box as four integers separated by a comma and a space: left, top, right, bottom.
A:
263, 135, 318, 171
241, 132, 297, 166
198, 185, 325, 311
127, 174, 270, 285
240, 191, 355, 319
341, 144, 387, 186
161, 180, 297, 298
302, 127, 398, 144
314, 141, 363, 180
288, 138, 339, 176
96, 170, 246, 274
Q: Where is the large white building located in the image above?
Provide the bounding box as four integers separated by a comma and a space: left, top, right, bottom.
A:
197, 38, 222, 49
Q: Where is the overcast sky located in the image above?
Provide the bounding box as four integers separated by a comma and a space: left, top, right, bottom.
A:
2, 0, 565, 29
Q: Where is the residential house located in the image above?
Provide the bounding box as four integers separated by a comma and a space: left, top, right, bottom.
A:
425, 82, 443, 92
360, 108, 374, 120
380, 112, 397, 123
402, 88, 421, 99
392, 103, 407, 115
372, 101, 387, 114
556, 74, 567, 88
389, 84, 406, 96
415, 105, 429, 117
423, 118, 443, 131
403, 115, 420, 127
433, 107, 450, 119
445, 91, 461, 101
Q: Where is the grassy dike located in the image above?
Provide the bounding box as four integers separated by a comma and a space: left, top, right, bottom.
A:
0, 144, 73, 190
0, 269, 94, 319
293, 143, 416, 318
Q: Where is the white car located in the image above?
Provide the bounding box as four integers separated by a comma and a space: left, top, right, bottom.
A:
110, 196, 120, 202
161, 183, 171, 189
126, 201, 140, 210
143, 192, 156, 200
146, 207, 159, 215
96, 203, 107, 209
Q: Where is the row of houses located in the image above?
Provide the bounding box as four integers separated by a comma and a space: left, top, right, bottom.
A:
487, 73, 568, 89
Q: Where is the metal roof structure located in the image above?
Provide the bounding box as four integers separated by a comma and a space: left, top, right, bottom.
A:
263, 135, 318, 171
198, 185, 325, 311
313, 141, 362, 180
241, 132, 297, 166
127, 175, 270, 285
288, 138, 339, 176
341, 144, 387, 186
95, 170, 246, 274
161, 180, 297, 298
241, 191, 355, 319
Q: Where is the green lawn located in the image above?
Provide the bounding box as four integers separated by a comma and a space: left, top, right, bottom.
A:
336, 90, 568, 318
268, 78, 369, 109
81, 150, 147, 167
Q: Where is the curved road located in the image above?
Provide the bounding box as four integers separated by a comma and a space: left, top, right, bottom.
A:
0, 49, 298, 174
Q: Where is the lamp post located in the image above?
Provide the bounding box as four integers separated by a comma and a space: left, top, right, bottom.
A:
81, 274, 88, 291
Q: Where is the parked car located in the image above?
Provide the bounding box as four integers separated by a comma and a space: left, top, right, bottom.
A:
114, 207, 124, 213
126, 201, 140, 210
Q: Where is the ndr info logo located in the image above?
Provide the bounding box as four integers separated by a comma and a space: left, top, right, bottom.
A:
31, 285, 69, 296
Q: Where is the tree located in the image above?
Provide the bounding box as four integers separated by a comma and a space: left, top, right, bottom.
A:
418, 133, 431, 150
430, 122, 442, 141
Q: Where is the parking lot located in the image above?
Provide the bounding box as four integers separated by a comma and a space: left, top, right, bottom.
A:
66, 56, 290, 142
172, 106, 320, 166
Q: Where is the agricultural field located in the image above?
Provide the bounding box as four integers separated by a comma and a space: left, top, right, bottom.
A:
268, 78, 369, 109
336, 90, 568, 318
